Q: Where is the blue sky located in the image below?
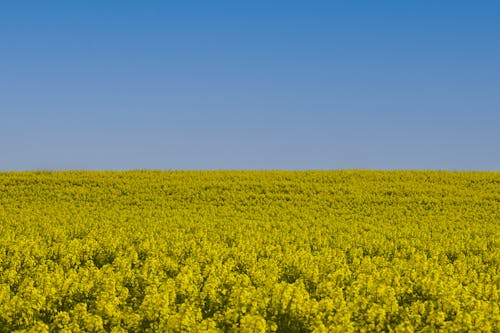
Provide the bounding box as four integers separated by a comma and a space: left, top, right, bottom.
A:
1, 1, 499, 170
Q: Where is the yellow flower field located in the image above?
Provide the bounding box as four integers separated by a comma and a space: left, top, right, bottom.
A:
0, 171, 498, 332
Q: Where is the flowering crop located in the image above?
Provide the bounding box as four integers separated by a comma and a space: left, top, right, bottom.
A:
0, 170, 498, 332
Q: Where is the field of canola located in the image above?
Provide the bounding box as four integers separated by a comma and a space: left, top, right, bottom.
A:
0, 170, 499, 332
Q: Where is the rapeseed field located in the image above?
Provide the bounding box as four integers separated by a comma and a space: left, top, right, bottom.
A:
0, 171, 498, 332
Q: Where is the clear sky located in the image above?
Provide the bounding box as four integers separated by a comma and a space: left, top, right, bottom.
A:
1, 1, 499, 170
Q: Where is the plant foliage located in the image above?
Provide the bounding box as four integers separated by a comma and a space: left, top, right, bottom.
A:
0, 171, 498, 332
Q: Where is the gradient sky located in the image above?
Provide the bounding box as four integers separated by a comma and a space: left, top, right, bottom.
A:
1, 1, 499, 170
